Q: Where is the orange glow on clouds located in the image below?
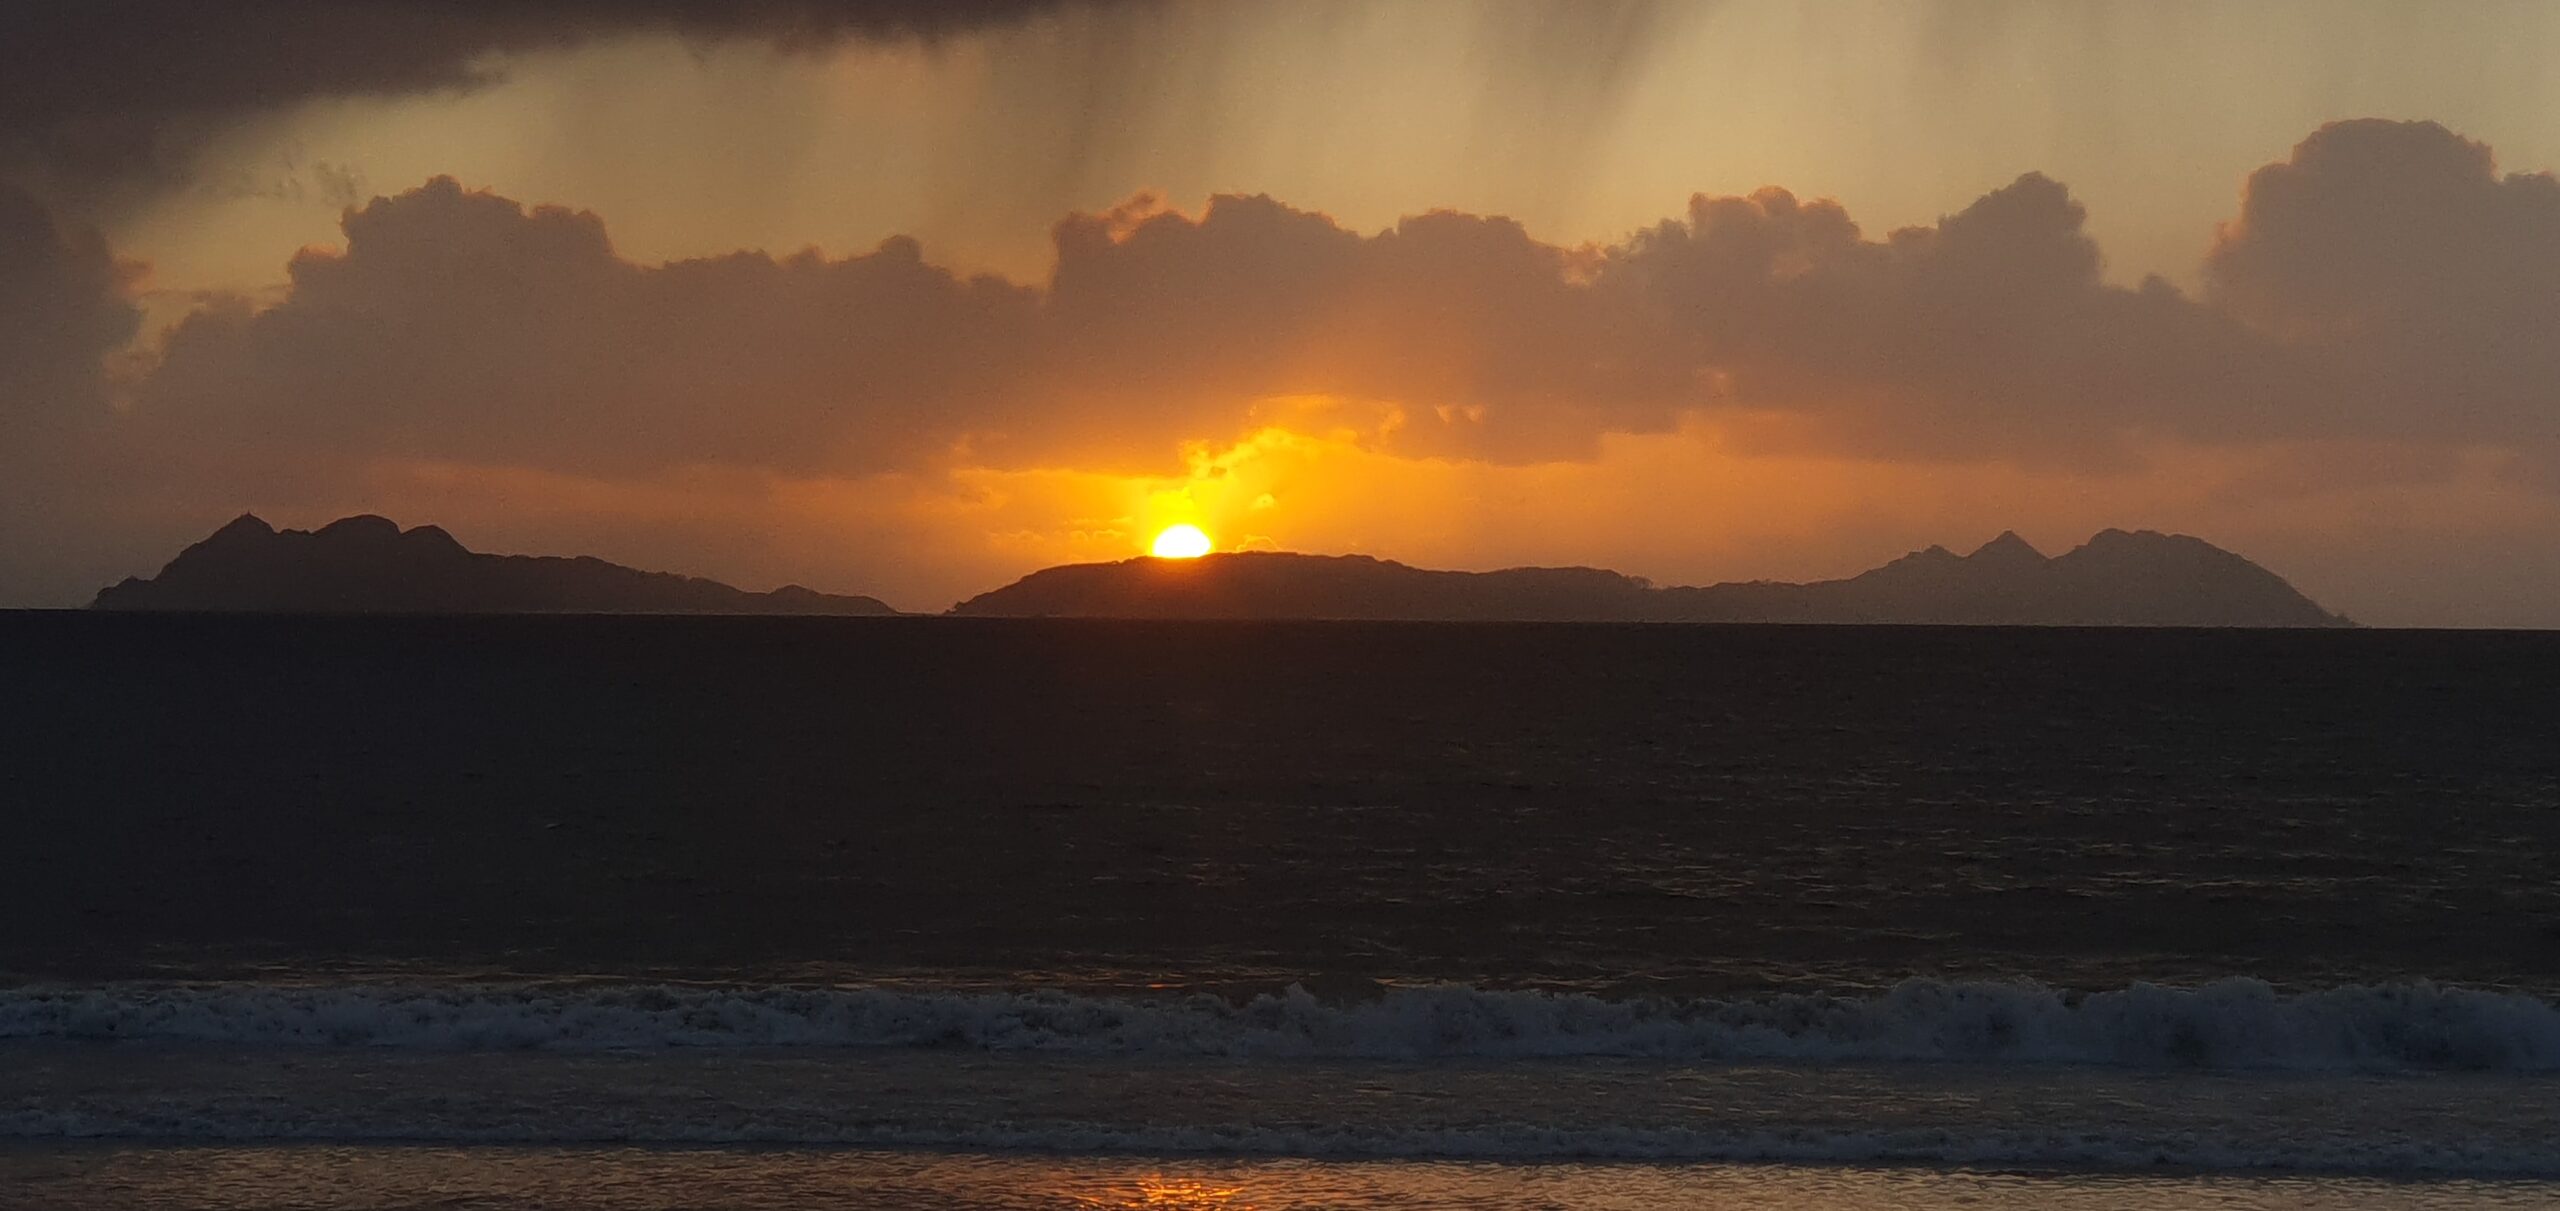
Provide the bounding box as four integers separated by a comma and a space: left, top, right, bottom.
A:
322, 412, 2560, 627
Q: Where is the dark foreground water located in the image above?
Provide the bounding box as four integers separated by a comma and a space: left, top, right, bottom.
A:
3, 614, 2558, 1207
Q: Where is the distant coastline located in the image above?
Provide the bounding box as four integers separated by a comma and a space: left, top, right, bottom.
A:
92, 515, 899, 616
952, 530, 2352, 628
95, 515, 2351, 626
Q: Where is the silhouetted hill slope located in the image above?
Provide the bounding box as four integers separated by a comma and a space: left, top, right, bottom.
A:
954, 554, 1657, 623
951, 531, 2352, 627
92, 515, 898, 615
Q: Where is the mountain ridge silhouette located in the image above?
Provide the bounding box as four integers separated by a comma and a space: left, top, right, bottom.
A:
92, 514, 899, 615
93, 515, 2353, 625
952, 530, 2353, 627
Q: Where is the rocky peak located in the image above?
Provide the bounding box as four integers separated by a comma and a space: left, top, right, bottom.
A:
1967, 530, 2046, 564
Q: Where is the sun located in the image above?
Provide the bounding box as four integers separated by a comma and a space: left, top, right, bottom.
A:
1150, 524, 1213, 559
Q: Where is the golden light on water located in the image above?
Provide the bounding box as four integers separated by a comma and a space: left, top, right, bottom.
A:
1068, 1177, 1257, 1209
1151, 524, 1214, 558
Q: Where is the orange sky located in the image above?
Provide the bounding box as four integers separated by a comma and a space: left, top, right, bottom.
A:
6, 1, 2560, 625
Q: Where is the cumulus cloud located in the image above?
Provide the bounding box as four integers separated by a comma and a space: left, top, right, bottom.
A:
1601, 175, 2308, 461
1032, 194, 1689, 464
2208, 119, 2560, 444
142, 177, 1039, 475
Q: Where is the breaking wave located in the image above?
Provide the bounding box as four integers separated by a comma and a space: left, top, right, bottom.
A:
5, 978, 2557, 1071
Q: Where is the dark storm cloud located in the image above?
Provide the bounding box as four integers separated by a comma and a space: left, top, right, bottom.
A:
0, 0, 1110, 187
0, 185, 140, 431
0, 184, 146, 602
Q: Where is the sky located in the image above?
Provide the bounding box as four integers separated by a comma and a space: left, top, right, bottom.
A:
3, 0, 2558, 624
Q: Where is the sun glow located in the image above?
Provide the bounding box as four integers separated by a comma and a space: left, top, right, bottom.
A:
1150, 523, 1213, 558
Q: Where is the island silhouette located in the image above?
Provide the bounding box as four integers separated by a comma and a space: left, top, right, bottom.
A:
96, 515, 2349, 626
953, 530, 2352, 627
92, 514, 899, 615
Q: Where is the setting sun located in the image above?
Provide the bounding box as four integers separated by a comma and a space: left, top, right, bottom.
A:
1150, 524, 1213, 559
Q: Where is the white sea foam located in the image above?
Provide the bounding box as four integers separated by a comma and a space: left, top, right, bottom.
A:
3, 978, 2557, 1071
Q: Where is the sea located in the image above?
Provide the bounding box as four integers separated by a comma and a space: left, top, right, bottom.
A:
2, 613, 2557, 1209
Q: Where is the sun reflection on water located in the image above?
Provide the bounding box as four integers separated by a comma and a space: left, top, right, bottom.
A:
1067, 1175, 1260, 1209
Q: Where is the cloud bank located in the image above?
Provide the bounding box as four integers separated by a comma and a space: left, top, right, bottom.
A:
131, 120, 2559, 473
0, 185, 138, 421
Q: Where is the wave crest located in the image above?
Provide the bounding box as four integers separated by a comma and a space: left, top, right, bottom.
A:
5, 978, 2556, 1071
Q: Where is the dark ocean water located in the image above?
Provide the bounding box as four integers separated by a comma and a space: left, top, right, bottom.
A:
4, 614, 2559, 1207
